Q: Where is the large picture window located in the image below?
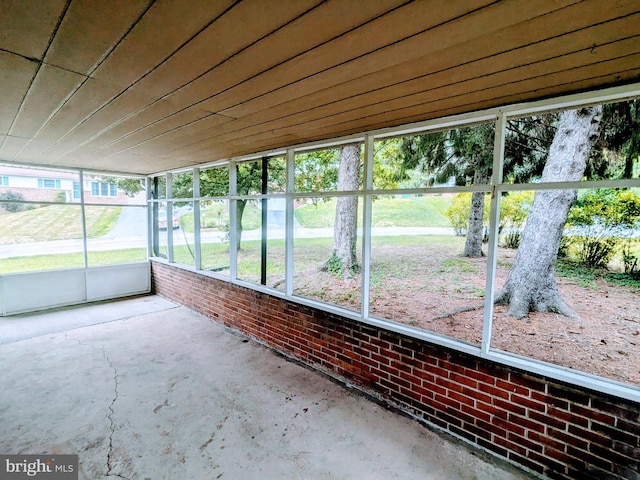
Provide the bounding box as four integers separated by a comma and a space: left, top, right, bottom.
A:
0, 168, 147, 272
148, 89, 640, 401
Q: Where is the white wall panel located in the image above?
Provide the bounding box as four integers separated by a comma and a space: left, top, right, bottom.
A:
0, 262, 150, 316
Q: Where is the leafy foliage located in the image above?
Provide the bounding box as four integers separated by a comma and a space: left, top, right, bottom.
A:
0, 191, 25, 212
566, 189, 640, 268
444, 193, 489, 236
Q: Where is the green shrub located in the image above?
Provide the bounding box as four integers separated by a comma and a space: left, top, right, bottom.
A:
0, 191, 25, 213
566, 189, 640, 269
444, 192, 489, 236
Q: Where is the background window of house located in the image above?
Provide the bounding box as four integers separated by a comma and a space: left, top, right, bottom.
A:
1, 176, 8, 186
38, 178, 61, 189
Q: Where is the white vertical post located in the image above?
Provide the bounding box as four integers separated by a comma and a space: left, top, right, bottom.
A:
285, 149, 295, 296
229, 162, 237, 280
361, 135, 374, 319
166, 173, 174, 263
193, 168, 201, 270
482, 114, 506, 355
79, 170, 88, 269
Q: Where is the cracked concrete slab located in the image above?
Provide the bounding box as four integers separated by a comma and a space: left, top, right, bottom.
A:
0, 296, 536, 479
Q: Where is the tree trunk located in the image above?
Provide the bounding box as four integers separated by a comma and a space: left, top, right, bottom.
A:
235, 199, 246, 251
330, 143, 361, 277
495, 107, 602, 318
464, 168, 488, 257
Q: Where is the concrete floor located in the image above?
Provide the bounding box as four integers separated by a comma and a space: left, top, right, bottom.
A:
0, 296, 536, 480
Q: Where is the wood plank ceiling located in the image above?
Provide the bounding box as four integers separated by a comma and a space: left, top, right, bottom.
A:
1, 0, 639, 175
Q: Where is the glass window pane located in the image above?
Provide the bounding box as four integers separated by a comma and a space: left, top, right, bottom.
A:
236, 198, 263, 284
200, 200, 230, 275
0, 203, 84, 273
237, 160, 262, 196
295, 146, 361, 193
505, 100, 639, 184
172, 171, 193, 198
85, 174, 145, 204
374, 123, 495, 190
86, 206, 147, 266
267, 156, 286, 194
172, 202, 195, 266
293, 196, 362, 313
492, 187, 640, 385
369, 193, 485, 345
151, 203, 168, 258
1, 166, 78, 203
151, 176, 167, 199
200, 166, 229, 197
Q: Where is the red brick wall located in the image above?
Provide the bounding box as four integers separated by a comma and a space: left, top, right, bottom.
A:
151, 261, 640, 480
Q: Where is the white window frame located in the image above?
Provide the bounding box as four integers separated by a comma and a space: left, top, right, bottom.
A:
148, 82, 640, 403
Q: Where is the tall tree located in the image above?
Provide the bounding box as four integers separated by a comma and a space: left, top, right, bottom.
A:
495, 106, 603, 318
328, 143, 361, 277
401, 124, 494, 257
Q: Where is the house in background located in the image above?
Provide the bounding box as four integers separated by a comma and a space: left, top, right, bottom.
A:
0, 165, 144, 208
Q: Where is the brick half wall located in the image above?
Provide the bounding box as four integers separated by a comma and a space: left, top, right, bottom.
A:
151, 261, 640, 480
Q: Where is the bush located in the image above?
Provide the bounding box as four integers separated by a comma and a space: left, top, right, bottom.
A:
444, 192, 489, 236
0, 191, 25, 213
566, 189, 640, 269
503, 230, 522, 249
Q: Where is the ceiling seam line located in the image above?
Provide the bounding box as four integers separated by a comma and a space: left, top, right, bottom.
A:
38, 0, 306, 162
212, 1, 627, 116
276, 65, 640, 141
0, 0, 72, 155
72, 0, 520, 160
192, 57, 640, 151
59, 0, 391, 162
13, 0, 158, 163
170, 15, 640, 149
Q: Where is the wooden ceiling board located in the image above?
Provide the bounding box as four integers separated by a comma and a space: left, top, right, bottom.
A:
0, 0, 67, 59
174, 2, 638, 158
65, 99, 207, 160
0, 51, 38, 135
76, 108, 217, 160
118, 0, 322, 103
98, 114, 234, 162
14, 78, 121, 162
89, 0, 232, 89
44, 0, 151, 76
223, 48, 640, 150
8, 64, 86, 141
280, 56, 640, 147
208, 20, 640, 149
0, 135, 31, 159
55, 0, 402, 162
200, 0, 498, 115
2, 0, 640, 174
210, 0, 579, 119
47, 0, 320, 162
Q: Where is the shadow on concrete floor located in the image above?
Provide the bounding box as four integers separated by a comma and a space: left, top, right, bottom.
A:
0, 296, 536, 479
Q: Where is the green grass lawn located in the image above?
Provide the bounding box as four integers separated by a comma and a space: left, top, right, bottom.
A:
294, 195, 451, 228
0, 248, 148, 273
0, 204, 122, 242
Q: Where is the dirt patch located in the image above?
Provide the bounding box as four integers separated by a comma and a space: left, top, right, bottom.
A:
294, 246, 640, 386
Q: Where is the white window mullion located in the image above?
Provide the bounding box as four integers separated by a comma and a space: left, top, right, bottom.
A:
285, 148, 295, 296
193, 168, 202, 270
166, 173, 174, 263
481, 114, 506, 356
361, 135, 374, 319
229, 162, 238, 280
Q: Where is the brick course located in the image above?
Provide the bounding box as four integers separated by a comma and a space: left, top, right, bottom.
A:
151, 261, 640, 480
